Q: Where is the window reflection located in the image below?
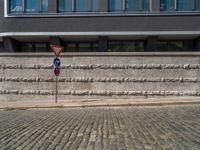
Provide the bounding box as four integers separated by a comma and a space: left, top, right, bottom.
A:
177, 0, 192, 11
92, 0, 99, 12
9, 0, 48, 13
65, 42, 99, 52
10, 0, 22, 12
76, 0, 90, 11
126, 0, 140, 11
143, 0, 150, 10
59, 0, 72, 12
157, 41, 185, 51
160, 0, 200, 11
160, 0, 174, 11
59, 0, 99, 12
109, 0, 122, 11
109, 0, 150, 12
25, 0, 39, 12
195, 0, 200, 10
108, 41, 145, 52
21, 43, 50, 52
42, 0, 48, 12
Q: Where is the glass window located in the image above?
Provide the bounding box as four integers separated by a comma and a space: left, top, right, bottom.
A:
41, 0, 48, 12
109, 0, 122, 11
65, 42, 98, 52
25, 0, 39, 12
21, 43, 33, 52
124, 41, 144, 51
160, 0, 199, 11
195, 0, 200, 10
169, 41, 184, 51
108, 41, 144, 52
92, 43, 99, 51
177, 0, 192, 11
35, 43, 49, 52
157, 41, 168, 51
160, 0, 175, 11
109, 0, 150, 12
78, 43, 91, 52
143, 0, 150, 10
76, 0, 90, 12
59, 0, 72, 12
9, 0, 48, 13
21, 43, 50, 52
108, 41, 122, 52
92, 0, 99, 11
66, 43, 77, 52
10, 0, 23, 12
126, 0, 140, 11
59, 0, 99, 12
157, 41, 184, 51
0, 43, 4, 51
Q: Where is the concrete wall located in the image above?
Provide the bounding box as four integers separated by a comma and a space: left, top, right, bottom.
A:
0, 53, 200, 102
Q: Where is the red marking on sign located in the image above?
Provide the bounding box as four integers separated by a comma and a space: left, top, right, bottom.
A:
51, 45, 64, 58
54, 67, 60, 76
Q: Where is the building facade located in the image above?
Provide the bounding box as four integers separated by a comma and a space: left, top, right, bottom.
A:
0, 0, 200, 52
1, 0, 200, 101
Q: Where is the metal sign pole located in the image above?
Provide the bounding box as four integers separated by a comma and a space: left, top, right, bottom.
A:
55, 76, 58, 103
51, 45, 64, 104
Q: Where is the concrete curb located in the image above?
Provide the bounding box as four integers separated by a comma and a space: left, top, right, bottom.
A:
1, 100, 200, 110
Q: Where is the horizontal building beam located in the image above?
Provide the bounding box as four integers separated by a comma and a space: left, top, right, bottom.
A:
1, 52, 200, 57
1, 31, 200, 37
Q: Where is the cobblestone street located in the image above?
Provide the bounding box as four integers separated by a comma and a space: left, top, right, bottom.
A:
0, 105, 200, 150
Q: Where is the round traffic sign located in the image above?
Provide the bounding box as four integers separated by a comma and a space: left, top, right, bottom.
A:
53, 58, 61, 67
54, 67, 60, 76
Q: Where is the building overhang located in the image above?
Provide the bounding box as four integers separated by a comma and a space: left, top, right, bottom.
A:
0, 31, 200, 42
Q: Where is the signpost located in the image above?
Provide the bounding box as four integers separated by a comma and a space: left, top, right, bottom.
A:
51, 45, 64, 103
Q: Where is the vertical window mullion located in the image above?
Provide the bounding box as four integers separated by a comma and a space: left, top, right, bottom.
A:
192, 0, 195, 10
122, 0, 125, 11
174, 0, 177, 10
8, 0, 10, 13
72, 0, 75, 11
23, 0, 25, 12
89, 0, 92, 11
150, 0, 152, 11
39, 0, 42, 12
140, 0, 143, 11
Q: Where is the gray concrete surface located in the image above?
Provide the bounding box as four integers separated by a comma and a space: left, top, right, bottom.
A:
1, 97, 200, 109
0, 105, 200, 150
1, 53, 200, 101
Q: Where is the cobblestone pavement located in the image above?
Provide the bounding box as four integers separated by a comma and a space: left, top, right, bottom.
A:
0, 105, 200, 150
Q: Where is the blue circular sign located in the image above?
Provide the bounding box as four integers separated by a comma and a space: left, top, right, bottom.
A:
53, 58, 61, 67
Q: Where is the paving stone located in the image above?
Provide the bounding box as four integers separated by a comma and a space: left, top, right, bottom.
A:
0, 105, 200, 149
